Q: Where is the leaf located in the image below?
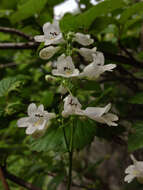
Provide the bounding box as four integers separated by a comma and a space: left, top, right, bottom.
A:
10, 0, 47, 23
90, 16, 118, 34
93, 87, 113, 106
123, 16, 143, 31
65, 118, 96, 150
78, 80, 101, 91
47, 173, 65, 190
0, 77, 23, 97
60, 13, 77, 33
47, 0, 64, 6
60, 0, 125, 32
41, 91, 54, 107
74, 119, 96, 149
119, 2, 143, 24
77, 0, 125, 29
29, 126, 65, 152
128, 122, 143, 152
129, 92, 143, 104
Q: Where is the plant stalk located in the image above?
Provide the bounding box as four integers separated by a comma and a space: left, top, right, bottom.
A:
67, 151, 73, 190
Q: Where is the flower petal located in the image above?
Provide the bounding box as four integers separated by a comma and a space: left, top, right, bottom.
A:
102, 64, 116, 72
51, 33, 64, 44
125, 165, 135, 174
34, 35, 45, 42
44, 112, 56, 120
17, 117, 29, 127
74, 33, 94, 46
84, 104, 111, 118
39, 46, 60, 60
37, 104, 44, 113
103, 113, 119, 121
93, 52, 104, 66
78, 47, 97, 62
130, 154, 137, 163
27, 103, 37, 116
26, 125, 37, 135
124, 174, 135, 183
62, 95, 82, 117
43, 22, 51, 34
37, 120, 47, 130
51, 69, 59, 76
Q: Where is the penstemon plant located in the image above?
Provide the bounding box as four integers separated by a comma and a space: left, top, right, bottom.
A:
17, 19, 119, 189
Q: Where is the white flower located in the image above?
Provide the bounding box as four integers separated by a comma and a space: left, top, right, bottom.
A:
77, 47, 97, 62
124, 155, 143, 183
34, 20, 64, 45
62, 95, 118, 126
62, 95, 82, 117
17, 103, 56, 136
93, 52, 105, 66
73, 33, 94, 46
39, 46, 60, 60
82, 103, 118, 126
52, 54, 79, 78
79, 52, 116, 80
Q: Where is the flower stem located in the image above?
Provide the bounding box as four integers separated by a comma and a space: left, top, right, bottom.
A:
67, 121, 74, 190
67, 150, 73, 190
62, 118, 74, 190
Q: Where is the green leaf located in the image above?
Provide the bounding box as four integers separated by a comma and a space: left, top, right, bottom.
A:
47, 173, 65, 190
78, 80, 101, 91
60, 13, 77, 33
60, 0, 125, 32
0, 77, 23, 97
73, 119, 96, 149
41, 91, 54, 107
65, 119, 96, 150
128, 122, 143, 152
29, 126, 64, 152
77, 0, 125, 29
47, 0, 64, 6
119, 2, 143, 24
93, 87, 113, 105
90, 16, 118, 34
129, 92, 143, 104
10, 0, 47, 23
123, 16, 143, 31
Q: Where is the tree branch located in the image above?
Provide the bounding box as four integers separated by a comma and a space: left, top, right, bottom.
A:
0, 167, 10, 190
0, 62, 18, 68
0, 26, 34, 41
0, 42, 38, 49
2, 168, 42, 190
103, 51, 143, 69
0, 41, 143, 70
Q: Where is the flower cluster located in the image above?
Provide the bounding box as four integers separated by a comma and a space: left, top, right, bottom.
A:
16, 19, 143, 186
17, 20, 118, 137
124, 155, 143, 184
34, 20, 116, 80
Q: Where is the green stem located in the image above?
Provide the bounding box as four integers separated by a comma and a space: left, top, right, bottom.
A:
67, 121, 74, 190
62, 118, 74, 190
63, 127, 69, 150
67, 151, 73, 190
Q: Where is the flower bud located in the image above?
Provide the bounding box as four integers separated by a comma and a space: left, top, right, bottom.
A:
39, 46, 60, 60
